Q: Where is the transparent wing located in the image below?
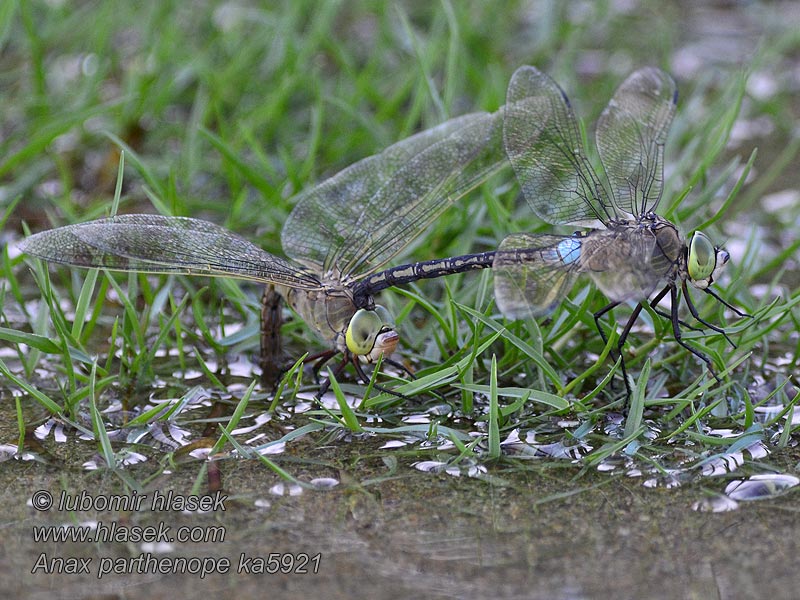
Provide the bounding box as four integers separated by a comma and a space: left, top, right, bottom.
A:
596, 67, 677, 217
493, 233, 582, 319
578, 228, 664, 302
281, 110, 505, 280
20, 214, 322, 290
493, 227, 671, 318
504, 66, 615, 227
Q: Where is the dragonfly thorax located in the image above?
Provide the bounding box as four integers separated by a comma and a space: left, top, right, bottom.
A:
285, 286, 358, 347
571, 215, 685, 304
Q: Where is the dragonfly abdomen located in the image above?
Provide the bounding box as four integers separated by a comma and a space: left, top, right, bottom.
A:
544, 238, 582, 264
355, 251, 497, 295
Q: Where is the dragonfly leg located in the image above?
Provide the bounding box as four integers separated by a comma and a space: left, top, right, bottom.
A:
313, 354, 351, 399
593, 301, 621, 349
594, 300, 635, 399
349, 356, 414, 401
615, 301, 647, 400
260, 285, 284, 386
310, 352, 412, 400
383, 357, 417, 381
306, 349, 340, 383
669, 285, 721, 383
379, 359, 447, 402
648, 285, 702, 332
682, 282, 737, 348
702, 286, 752, 319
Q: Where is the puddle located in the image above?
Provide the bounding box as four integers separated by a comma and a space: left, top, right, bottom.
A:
412, 459, 487, 478
724, 474, 800, 501
269, 482, 304, 496
692, 494, 740, 513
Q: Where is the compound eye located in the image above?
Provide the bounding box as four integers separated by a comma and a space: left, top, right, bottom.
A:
345, 309, 382, 356
688, 231, 716, 283
373, 305, 395, 330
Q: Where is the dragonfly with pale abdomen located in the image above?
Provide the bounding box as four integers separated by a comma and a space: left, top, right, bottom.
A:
20, 110, 505, 395
492, 65, 749, 398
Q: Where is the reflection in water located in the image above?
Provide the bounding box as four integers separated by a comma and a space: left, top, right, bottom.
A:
413, 460, 450, 473
252, 441, 286, 456
693, 474, 799, 512
310, 477, 339, 489
230, 412, 272, 435
35, 418, 69, 443
642, 472, 682, 489
699, 440, 770, 477
0, 444, 39, 462
412, 460, 487, 478
402, 413, 432, 425
693, 494, 739, 513
531, 441, 591, 461
379, 439, 410, 449
724, 474, 799, 501
500, 428, 592, 461
83, 449, 147, 471
270, 482, 303, 496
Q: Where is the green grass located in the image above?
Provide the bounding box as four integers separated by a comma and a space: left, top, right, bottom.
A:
1, 1, 799, 495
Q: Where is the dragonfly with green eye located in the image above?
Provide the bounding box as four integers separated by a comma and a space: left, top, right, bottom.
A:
492, 65, 749, 398
20, 110, 505, 396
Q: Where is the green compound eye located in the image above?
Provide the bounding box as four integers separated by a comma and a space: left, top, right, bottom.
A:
688, 231, 716, 283
345, 309, 383, 355
373, 305, 395, 330
345, 305, 396, 356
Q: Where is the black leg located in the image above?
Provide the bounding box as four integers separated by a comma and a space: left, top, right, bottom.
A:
305, 349, 339, 383
352, 357, 372, 383
593, 300, 621, 348
350, 356, 413, 401
614, 301, 647, 400
669, 285, 721, 383
376, 357, 448, 402
648, 285, 702, 331
314, 353, 350, 399
593, 300, 636, 399
702, 286, 752, 318
310, 352, 412, 401
384, 357, 417, 381
682, 282, 737, 348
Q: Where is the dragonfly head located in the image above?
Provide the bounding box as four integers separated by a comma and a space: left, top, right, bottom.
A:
687, 231, 730, 289
346, 305, 399, 362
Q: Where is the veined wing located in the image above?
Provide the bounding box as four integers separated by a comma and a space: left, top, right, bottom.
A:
20, 214, 322, 290
493, 233, 582, 319
281, 110, 505, 280
504, 66, 614, 228
493, 226, 669, 319
596, 67, 677, 218
577, 226, 665, 303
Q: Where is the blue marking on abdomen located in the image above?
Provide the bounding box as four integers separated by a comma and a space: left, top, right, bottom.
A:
557, 238, 581, 264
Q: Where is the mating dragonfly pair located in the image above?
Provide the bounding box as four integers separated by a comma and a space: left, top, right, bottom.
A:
20, 65, 747, 400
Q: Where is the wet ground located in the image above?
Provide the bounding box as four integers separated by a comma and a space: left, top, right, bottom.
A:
2, 408, 798, 599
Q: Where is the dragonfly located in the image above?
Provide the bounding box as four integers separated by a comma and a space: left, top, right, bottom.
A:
20, 111, 504, 395
492, 65, 749, 397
